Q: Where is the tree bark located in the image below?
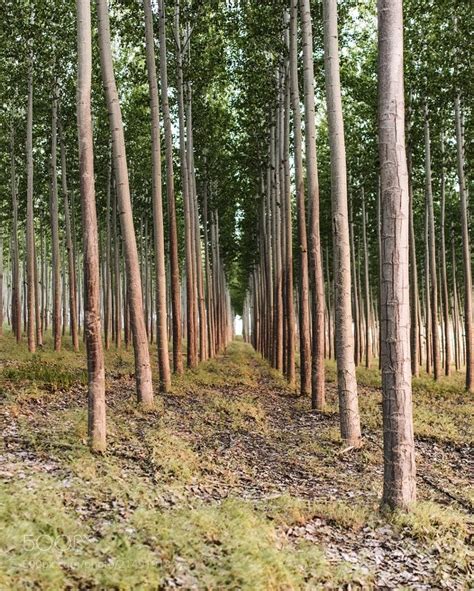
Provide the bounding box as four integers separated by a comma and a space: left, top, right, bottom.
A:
323, 0, 361, 445
76, 0, 106, 452
378, 0, 416, 510
158, 0, 183, 374
143, 0, 171, 391
50, 84, 62, 351
300, 0, 325, 409
455, 93, 473, 391
424, 104, 440, 380
26, 61, 36, 352
439, 131, 450, 376
97, 0, 154, 406
10, 125, 21, 343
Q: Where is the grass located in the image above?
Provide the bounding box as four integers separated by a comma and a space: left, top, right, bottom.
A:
1, 332, 473, 588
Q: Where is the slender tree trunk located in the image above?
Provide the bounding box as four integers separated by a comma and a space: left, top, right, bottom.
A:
97, 0, 153, 406
323, 0, 360, 444
143, 0, 171, 391
424, 104, 440, 380
59, 119, 79, 351
174, 4, 197, 368
300, 0, 325, 409
378, 0, 416, 509
290, 0, 311, 395
451, 233, 460, 371
50, 83, 62, 350
407, 147, 419, 376
158, 0, 183, 374
439, 131, 450, 376
361, 188, 371, 369
10, 125, 21, 343
76, 0, 106, 452
104, 157, 112, 350
455, 93, 473, 391
26, 61, 36, 352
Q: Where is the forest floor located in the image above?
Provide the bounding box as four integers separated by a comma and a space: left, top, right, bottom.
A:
0, 335, 473, 590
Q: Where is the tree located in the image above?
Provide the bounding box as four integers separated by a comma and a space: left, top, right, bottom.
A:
143, 0, 171, 392
300, 0, 325, 410
378, 0, 416, 509
96, 0, 154, 407
322, 0, 361, 446
76, 0, 106, 452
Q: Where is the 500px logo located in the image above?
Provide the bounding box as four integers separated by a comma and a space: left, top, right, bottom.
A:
22, 534, 89, 552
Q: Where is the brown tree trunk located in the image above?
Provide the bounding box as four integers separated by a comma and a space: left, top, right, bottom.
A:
59, 119, 79, 351
323, 0, 361, 444
26, 61, 36, 352
10, 125, 21, 343
424, 104, 440, 380
455, 93, 473, 391
143, 0, 171, 391
50, 84, 62, 351
439, 131, 450, 376
97, 0, 154, 406
76, 0, 106, 452
300, 0, 325, 409
159, 0, 183, 374
378, 0, 416, 510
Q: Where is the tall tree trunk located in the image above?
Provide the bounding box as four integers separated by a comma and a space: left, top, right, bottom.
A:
97, 0, 153, 406
361, 188, 371, 369
455, 93, 473, 391
59, 119, 79, 351
323, 0, 360, 445
378, 0, 416, 509
300, 0, 325, 409
424, 104, 440, 380
407, 147, 419, 376
26, 60, 36, 352
76, 0, 106, 451
50, 85, 62, 351
174, 4, 197, 368
104, 157, 113, 350
158, 0, 183, 374
143, 0, 171, 391
439, 131, 450, 376
10, 125, 21, 343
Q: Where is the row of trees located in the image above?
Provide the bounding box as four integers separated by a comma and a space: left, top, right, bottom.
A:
1, 0, 234, 451
241, 0, 471, 510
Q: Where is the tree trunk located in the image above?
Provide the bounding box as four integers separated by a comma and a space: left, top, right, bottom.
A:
50, 86, 62, 351
159, 0, 183, 374
455, 93, 473, 391
439, 131, 450, 376
97, 0, 154, 406
300, 0, 325, 409
323, 0, 361, 444
407, 147, 419, 376
59, 119, 79, 351
10, 125, 21, 343
424, 104, 440, 380
361, 188, 371, 369
143, 0, 171, 391
174, 3, 197, 368
378, 0, 416, 509
26, 61, 36, 352
76, 0, 106, 452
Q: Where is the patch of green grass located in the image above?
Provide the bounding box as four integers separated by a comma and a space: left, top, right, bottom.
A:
265, 495, 371, 533
390, 501, 473, 573
3, 358, 87, 392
